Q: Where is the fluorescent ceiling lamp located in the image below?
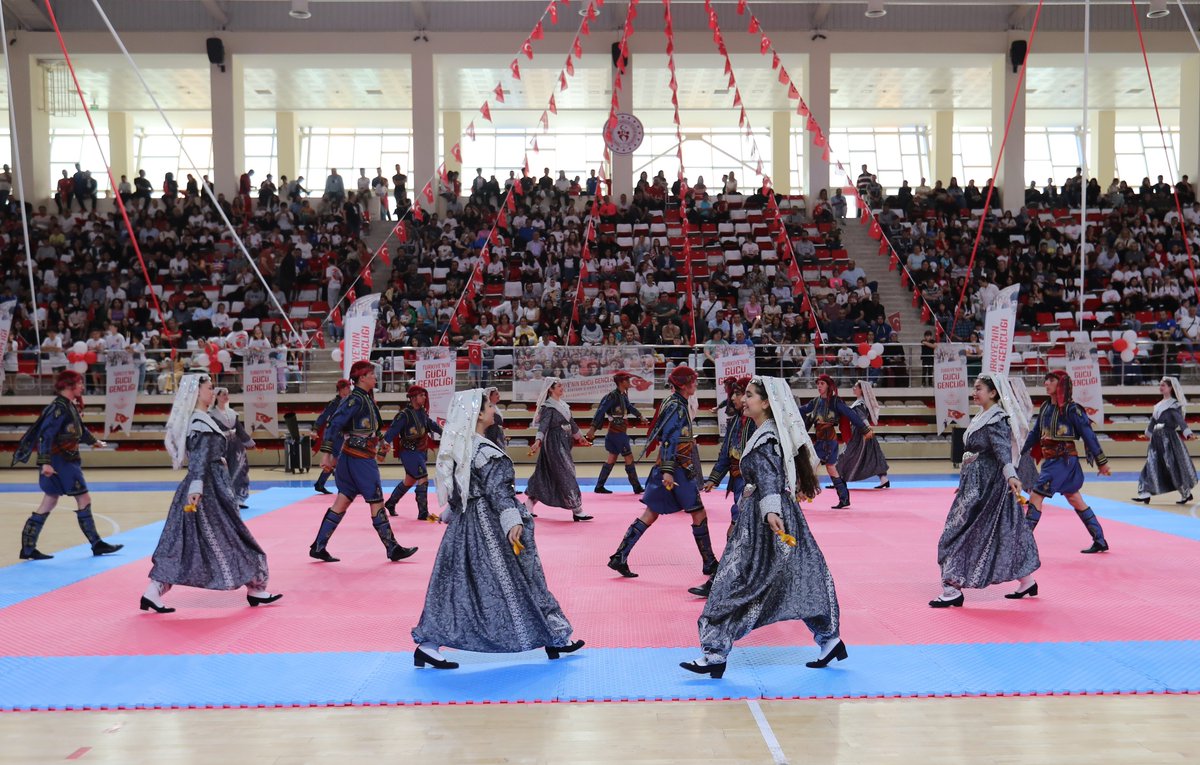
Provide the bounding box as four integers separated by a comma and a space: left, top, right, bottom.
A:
289, 0, 312, 20
1146, 0, 1170, 18
865, 2, 887, 19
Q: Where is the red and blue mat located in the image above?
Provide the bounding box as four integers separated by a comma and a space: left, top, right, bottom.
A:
3, 480, 1199, 709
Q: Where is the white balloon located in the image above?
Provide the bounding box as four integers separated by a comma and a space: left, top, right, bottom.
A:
71, 361, 88, 373
331, 348, 343, 363
1122, 329, 1138, 344
71, 341, 88, 355
217, 350, 232, 366
855, 355, 871, 368
871, 343, 884, 356
1120, 348, 1135, 363
867, 350, 879, 360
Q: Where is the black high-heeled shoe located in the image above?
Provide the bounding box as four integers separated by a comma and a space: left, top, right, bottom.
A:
1177, 495, 1193, 506
928, 593, 965, 608
545, 640, 585, 659
607, 555, 637, 578
680, 659, 726, 678
874, 480, 890, 490
414, 647, 459, 669
139, 596, 175, 614
309, 545, 339, 563
806, 639, 848, 668
247, 593, 284, 607
572, 513, 594, 522
1131, 496, 1151, 504
1004, 582, 1038, 599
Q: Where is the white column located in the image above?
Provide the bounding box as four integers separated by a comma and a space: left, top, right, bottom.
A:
1179, 56, 1200, 183
411, 49, 437, 214
210, 52, 244, 196
1092, 110, 1116, 188
771, 110, 791, 195
10, 53, 50, 205
442, 109, 461, 175
107, 111, 135, 183
612, 54, 633, 200
991, 56, 1025, 212
931, 110, 954, 186
805, 49, 831, 199
276, 111, 299, 181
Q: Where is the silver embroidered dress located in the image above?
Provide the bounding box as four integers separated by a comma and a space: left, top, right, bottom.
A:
836, 399, 889, 482
524, 404, 584, 512
1137, 399, 1197, 497
211, 405, 253, 503
413, 435, 574, 653
698, 420, 840, 662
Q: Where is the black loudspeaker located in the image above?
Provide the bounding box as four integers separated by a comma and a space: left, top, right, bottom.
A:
1009, 40, 1027, 73
206, 37, 226, 72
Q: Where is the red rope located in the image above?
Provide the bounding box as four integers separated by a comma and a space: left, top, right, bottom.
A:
1129, 0, 1200, 301
947, 0, 1046, 339
43, 0, 168, 338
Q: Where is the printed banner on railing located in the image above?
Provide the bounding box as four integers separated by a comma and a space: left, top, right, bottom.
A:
0, 299, 14, 393
983, 284, 1020, 377
714, 346, 755, 387
1066, 342, 1104, 426
243, 361, 280, 436
512, 347, 656, 404
934, 343, 969, 435
414, 347, 455, 423
103, 363, 139, 437
343, 293, 381, 380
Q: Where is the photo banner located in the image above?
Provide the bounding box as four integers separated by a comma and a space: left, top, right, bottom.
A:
714, 346, 755, 435
0, 299, 14, 393
934, 343, 970, 435
343, 293, 381, 379
243, 361, 281, 436
1066, 342, 1104, 426
512, 347, 656, 404
415, 347, 455, 423
103, 363, 139, 436
983, 284, 1020, 377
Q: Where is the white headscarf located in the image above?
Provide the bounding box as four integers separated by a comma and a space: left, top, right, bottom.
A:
741, 376, 818, 496
209, 387, 236, 430
532, 376, 571, 427
971, 373, 1025, 466
164, 374, 204, 470
1157, 376, 1187, 419
854, 379, 880, 426
435, 388, 487, 512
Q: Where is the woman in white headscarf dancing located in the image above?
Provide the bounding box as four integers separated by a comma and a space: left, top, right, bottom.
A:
524, 377, 593, 521
836, 380, 890, 489
210, 387, 255, 509
1133, 376, 1197, 505
680, 376, 846, 679
411, 388, 584, 670
140, 374, 281, 613
930, 374, 1040, 608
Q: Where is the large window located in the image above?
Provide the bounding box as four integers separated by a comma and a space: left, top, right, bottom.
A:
1024, 127, 1082, 189
1114, 126, 1181, 186
133, 128, 214, 191
244, 128, 277, 182
951, 127, 994, 188
299, 127, 412, 190
460, 128, 606, 186
50, 129, 112, 193
824, 126, 929, 195
632, 128, 771, 192
787, 130, 806, 194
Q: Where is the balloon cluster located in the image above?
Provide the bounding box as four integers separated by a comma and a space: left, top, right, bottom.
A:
854, 342, 886, 369
1110, 329, 1140, 363
331, 340, 345, 364
65, 342, 97, 373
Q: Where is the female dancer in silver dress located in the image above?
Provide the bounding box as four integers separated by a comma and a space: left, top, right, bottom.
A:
1133, 377, 1197, 505
210, 387, 254, 509
836, 380, 890, 489
141, 374, 281, 613
525, 378, 593, 521
412, 388, 583, 669
930, 374, 1040, 608
681, 376, 846, 678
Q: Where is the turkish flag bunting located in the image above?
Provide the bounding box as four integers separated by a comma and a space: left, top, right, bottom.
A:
756, 159, 764, 176
822, 145, 830, 162
532, 21, 544, 40
479, 245, 491, 265
523, 155, 530, 175
565, 56, 575, 76
814, 129, 828, 147
905, 271, 913, 290
760, 35, 771, 54
573, 37, 583, 57
836, 160, 845, 173
880, 241, 890, 256
362, 268, 373, 289
531, 137, 540, 154
787, 82, 799, 99
772, 53, 781, 71
421, 182, 434, 204
749, 15, 759, 33
413, 206, 425, 222
497, 209, 508, 228
707, 10, 718, 30
728, 72, 736, 88
330, 306, 343, 327
869, 220, 882, 240
549, 94, 558, 114
470, 268, 483, 292
438, 163, 449, 186
732, 90, 742, 107
466, 121, 476, 139
778, 65, 789, 82
548, 3, 558, 23
737, 0, 747, 14
581, 18, 590, 35
451, 143, 462, 163
921, 305, 931, 322
588, 3, 597, 20
510, 59, 522, 79
539, 112, 550, 131
480, 102, 492, 122
346, 288, 356, 306
522, 40, 535, 59
671, 92, 678, 107
494, 83, 505, 103
889, 254, 898, 271
724, 58, 732, 75
560, 72, 569, 91
614, 73, 623, 91
797, 100, 809, 117
807, 115, 819, 133
738, 109, 746, 128
379, 244, 391, 266
506, 192, 516, 211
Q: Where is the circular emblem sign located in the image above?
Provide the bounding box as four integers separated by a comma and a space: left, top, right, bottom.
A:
603, 112, 644, 155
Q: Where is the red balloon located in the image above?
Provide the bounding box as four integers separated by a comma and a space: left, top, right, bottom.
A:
83, 352, 97, 364
870, 356, 884, 368
857, 342, 871, 356
1111, 338, 1128, 352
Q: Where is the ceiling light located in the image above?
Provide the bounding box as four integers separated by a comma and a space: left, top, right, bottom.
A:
289, 0, 312, 20
865, 1, 887, 19
1146, 0, 1170, 18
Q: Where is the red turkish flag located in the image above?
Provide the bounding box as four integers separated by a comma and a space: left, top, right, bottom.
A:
889, 254, 898, 271
549, 94, 558, 114
732, 90, 742, 107
807, 115, 819, 133
573, 37, 583, 58
362, 268, 373, 289
772, 53, 781, 71
421, 182, 434, 204
748, 15, 759, 33
413, 206, 425, 222
379, 244, 391, 266
480, 102, 492, 122
510, 59, 522, 79
451, 143, 462, 163
330, 305, 343, 327
581, 18, 590, 35
778, 64, 788, 82
438, 163, 449, 185
760, 35, 771, 54
565, 56, 575, 76
787, 82, 799, 99
737, 0, 747, 14
493, 83, 505, 103
506, 193, 516, 212
531, 20, 544, 40
465, 121, 476, 139
468, 340, 483, 366
521, 40, 535, 60
724, 58, 732, 75
560, 72, 568, 91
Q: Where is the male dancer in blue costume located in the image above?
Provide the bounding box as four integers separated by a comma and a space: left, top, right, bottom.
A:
311, 378, 350, 495
586, 371, 646, 494
688, 375, 755, 598
799, 374, 871, 509
309, 361, 418, 562
608, 366, 717, 593
1020, 370, 1112, 553
13, 369, 123, 560
383, 385, 443, 519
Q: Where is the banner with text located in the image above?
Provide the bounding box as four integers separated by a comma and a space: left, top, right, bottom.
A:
343, 293, 381, 379
104, 363, 139, 437
512, 346, 657, 404
983, 284, 1020, 377
243, 361, 281, 436
934, 343, 970, 435
415, 347, 455, 423
1066, 342, 1104, 426
714, 346, 756, 435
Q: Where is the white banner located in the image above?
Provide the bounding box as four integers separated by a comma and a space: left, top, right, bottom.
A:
104, 363, 139, 436
983, 284, 1020, 377
1066, 342, 1104, 426
714, 346, 755, 435
414, 347, 455, 423
934, 343, 970, 435
342, 293, 381, 379
0, 300, 14, 393
512, 347, 656, 403
243, 361, 281, 436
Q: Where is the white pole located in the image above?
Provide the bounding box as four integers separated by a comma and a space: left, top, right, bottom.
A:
1078, 0, 1091, 327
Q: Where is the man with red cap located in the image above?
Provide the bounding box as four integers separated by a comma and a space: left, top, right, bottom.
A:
1019, 370, 1112, 553
311, 378, 351, 495
12, 369, 123, 559
586, 371, 646, 494
608, 365, 717, 588
799, 374, 872, 509
309, 361, 418, 562
383, 384, 443, 520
